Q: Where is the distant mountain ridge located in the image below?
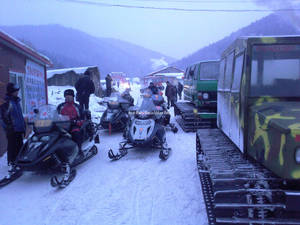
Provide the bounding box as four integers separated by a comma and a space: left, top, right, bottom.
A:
0, 24, 175, 78
173, 14, 300, 70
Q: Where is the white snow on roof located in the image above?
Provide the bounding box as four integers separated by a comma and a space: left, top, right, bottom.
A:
147, 72, 184, 79
0, 28, 51, 64
47, 66, 97, 79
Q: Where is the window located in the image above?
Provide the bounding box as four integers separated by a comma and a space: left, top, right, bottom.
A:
224, 52, 234, 90
200, 62, 220, 80
232, 53, 244, 91
218, 58, 226, 90
194, 64, 200, 80
250, 44, 300, 97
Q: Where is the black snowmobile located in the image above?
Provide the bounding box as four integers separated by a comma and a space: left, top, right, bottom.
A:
0, 105, 100, 188
100, 92, 134, 132
108, 89, 177, 161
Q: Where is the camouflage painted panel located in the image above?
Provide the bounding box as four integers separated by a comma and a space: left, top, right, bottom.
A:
248, 100, 300, 180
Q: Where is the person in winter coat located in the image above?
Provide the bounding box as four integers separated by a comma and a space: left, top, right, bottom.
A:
105, 74, 113, 97
57, 89, 83, 152
177, 81, 183, 100
121, 88, 134, 106
0, 83, 26, 176
75, 70, 95, 110
56, 89, 83, 183
165, 81, 177, 109
148, 82, 159, 95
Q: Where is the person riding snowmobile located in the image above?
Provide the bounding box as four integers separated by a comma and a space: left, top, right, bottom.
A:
55, 89, 83, 185
57, 89, 83, 150
121, 88, 134, 106
148, 82, 159, 95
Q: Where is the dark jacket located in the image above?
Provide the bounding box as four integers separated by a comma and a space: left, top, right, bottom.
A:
165, 84, 177, 100
178, 82, 183, 93
75, 76, 95, 101
0, 95, 26, 133
148, 85, 159, 95
105, 75, 112, 90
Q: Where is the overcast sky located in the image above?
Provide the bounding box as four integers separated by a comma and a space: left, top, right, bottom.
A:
0, 0, 294, 59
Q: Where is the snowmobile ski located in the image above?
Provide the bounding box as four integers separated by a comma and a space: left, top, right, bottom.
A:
108, 148, 128, 161
0, 170, 23, 188
72, 145, 98, 167
50, 169, 77, 188
159, 148, 171, 160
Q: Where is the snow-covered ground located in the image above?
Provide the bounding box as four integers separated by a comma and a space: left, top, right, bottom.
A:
0, 83, 207, 225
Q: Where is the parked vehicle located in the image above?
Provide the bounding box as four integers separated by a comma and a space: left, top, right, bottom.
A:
108, 89, 177, 161
100, 92, 133, 132
196, 36, 300, 224
174, 60, 219, 132
0, 105, 99, 188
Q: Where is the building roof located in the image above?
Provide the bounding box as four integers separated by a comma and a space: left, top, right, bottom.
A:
0, 29, 52, 66
47, 66, 98, 79
146, 66, 184, 77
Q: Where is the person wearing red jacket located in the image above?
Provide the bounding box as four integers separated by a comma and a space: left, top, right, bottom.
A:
57, 89, 83, 150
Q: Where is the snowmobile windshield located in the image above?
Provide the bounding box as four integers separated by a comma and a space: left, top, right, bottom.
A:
32, 105, 70, 132
250, 44, 300, 97
106, 92, 132, 109
136, 93, 161, 119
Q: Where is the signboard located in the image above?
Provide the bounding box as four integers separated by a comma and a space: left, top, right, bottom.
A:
25, 59, 46, 115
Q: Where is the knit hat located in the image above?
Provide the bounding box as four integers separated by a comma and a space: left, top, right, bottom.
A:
6, 82, 20, 94
64, 89, 75, 97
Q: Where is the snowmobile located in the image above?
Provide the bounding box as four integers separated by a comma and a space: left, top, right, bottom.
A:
108, 89, 177, 161
99, 92, 133, 132
0, 105, 100, 188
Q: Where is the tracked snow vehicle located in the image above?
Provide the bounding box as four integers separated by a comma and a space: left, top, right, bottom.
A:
174, 60, 219, 132
197, 36, 300, 224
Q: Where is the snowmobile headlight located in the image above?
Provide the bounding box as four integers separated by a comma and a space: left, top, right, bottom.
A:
295, 148, 300, 164
40, 136, 50, 142
203, 93, 209, 100
32, 135, 38, 142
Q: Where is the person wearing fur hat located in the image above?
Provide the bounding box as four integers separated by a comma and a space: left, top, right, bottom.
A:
0, 82, 26, 177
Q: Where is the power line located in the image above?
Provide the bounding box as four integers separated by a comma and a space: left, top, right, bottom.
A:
118, 0, 299, 3
59, 0, 300, 12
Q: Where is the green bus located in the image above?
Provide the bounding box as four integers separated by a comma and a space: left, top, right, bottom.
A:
183, 60, 219, 115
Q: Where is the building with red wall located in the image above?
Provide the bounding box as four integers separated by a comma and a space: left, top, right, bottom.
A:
0, 30, 52, 156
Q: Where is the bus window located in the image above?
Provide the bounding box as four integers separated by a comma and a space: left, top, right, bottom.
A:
224, 52, 234, 90
218, 58, 226, 91
232, 53, 244, 91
